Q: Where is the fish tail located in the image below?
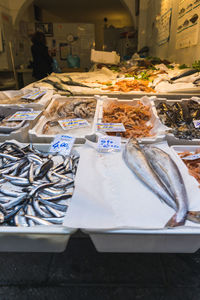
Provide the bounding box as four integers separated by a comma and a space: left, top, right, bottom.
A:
187, 211, 200, 223
165, 213, 186, 227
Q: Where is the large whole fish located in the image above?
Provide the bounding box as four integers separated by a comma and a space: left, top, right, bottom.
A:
123, 139, 200, 227
123, 139, 177, 213
142, 146, 188, 227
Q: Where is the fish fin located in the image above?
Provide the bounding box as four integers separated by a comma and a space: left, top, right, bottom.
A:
165, 213, 185, 227
187, 211, 200, 223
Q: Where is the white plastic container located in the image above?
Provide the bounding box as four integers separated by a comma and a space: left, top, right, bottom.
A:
1, 89, 53, 110
0, 143, 78, 252
152, 97, 200, 145
91, 49, 120, 65
87, 228, 200, 253
95, 95, 166, 143
0, 106, 42, 143
29, 95, 98, 144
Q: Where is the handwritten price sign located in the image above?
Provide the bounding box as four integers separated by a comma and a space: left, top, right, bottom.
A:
7, 111, 42, 121
50, 135, 75, 155
96, 123, 125, 132
97, 136, 121, 152
22, 91, 46, 100
193, 120, 200, 128
59, 118, 89, 130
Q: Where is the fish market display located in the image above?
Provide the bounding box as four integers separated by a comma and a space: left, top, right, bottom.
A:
123, 139, 200, 226
103, 80, 155, 93
102, 101, 152, 138
179, 150, 200, 186
42, 98, 96, 134
0, 141, 79, 226
156, 100, 200, 139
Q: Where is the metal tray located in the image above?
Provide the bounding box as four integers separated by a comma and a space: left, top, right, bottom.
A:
0, 143, 77, 252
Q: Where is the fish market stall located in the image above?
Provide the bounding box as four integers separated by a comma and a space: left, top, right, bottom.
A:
0, 91, 200, 252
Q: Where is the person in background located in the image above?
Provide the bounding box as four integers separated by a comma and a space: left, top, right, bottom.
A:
31, 31, 53, 80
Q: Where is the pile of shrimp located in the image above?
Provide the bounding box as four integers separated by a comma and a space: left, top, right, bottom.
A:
102, 101, 153, 138
102, 80, 155, 93
179, 150, 200, 186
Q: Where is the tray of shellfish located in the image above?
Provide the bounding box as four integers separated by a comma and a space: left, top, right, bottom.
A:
151, 97, 200, 145
94, 95, 166, 143
29, 95, 99, 144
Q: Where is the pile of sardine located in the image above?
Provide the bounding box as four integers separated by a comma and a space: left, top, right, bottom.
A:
156, 100, 200, 139
123, 138, 200, 227
0, 142, 79, 226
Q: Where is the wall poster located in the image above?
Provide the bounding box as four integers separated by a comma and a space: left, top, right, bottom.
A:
176, 0, 200, 49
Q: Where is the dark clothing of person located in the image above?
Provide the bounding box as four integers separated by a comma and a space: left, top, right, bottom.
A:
31, 42, 53, 80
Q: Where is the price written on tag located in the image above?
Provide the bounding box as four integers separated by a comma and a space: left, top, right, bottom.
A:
182, 153, 200, 160
58, 118, 90, 130
22, 91, 46, 100
193, 120, 200, 128
7, 111, 42, 121
96, 123, 125, 132
97, 136, 121, 152
49, 135, 75, 155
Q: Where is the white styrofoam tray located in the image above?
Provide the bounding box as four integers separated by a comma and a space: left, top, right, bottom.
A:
152, 97, 200, 145
2, 89, 53, 110
0, 142, 78, 252
29, 95, 99, 144
95, 95, 166, 143
0, 107, 42, 143
63, 143, 200, 253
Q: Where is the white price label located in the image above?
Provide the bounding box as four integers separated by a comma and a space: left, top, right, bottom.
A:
49, 135, 75, 155
193, 120, 200, 128
7, 111, 42, 121
58, 118, 90, 130
97, 136, 121, 152
96, 123, 125, 132
182, 153, 200, 160
22, 91, 46, 100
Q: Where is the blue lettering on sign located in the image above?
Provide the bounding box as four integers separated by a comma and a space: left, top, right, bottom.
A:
52, 141, 60, 149
60, 142, 69, 149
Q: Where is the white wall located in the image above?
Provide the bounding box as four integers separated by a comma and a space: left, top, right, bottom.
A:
138, 0, 200, 65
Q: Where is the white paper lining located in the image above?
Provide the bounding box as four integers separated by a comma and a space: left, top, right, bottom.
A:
64, 141, 200, 230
